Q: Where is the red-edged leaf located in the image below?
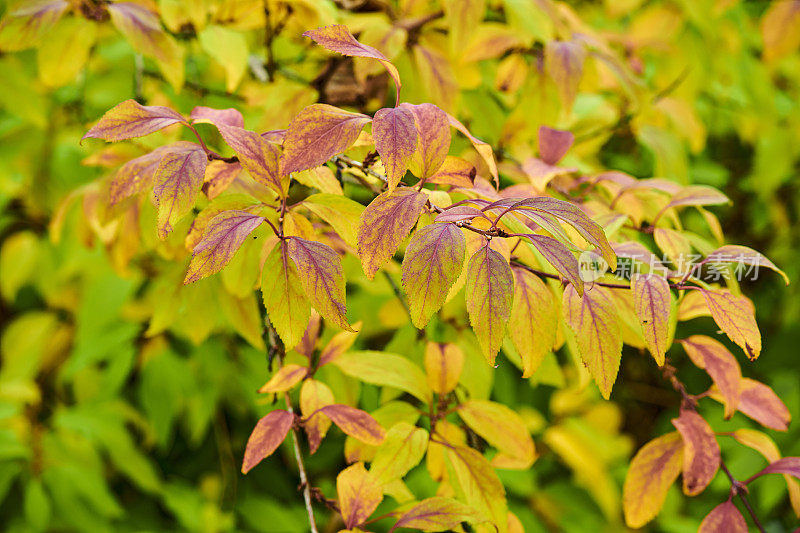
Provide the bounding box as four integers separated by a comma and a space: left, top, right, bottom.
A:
538, 126, 574, 165
390, 497, 481, 532
373, 106, 417, 189
357, 188, 427, 279
520, 234, 583, 295
241, 410, 294, 473
679, 336, 741, 418
447, 113, 499, 187
319, 405, 385, 445
544, 40, 585, 112
402, 223, 466, 328
404, 103, 451, 180
152, 142, 208, 239
672, 409, 720, 496
190, 106, 244, 128
288, 237, 351, 331
203, 160, 242, 199
435, 205, 488, 223
465, 245, 514, 364
82, 99, 186, 142
509, 266, 558, 377
705, 245, 789, 285
281, 104, 371, 175
304, 25, 401, 99
508, 197, 616, 270
562, 285, 622, 399
184, 209, 265, 284
216, 124, 283, 195
623, 432, 684, 528
699, 501, 747, 533
701, 289, 761, 359
336, 462, 384, 529
108, 146, 169, 204
427, 156, 477, 187
747, 457, 800, 483
0, 0, 69, 52
631, 273, 672, 365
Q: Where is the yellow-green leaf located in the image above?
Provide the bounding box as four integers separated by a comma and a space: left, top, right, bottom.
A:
457, 400, 535, 468
508, 266, 557, 377
465, 245, 514, 365
370, 422, 428, 485
424, 342, 464, 395
333, 351, 432, 404
336, 462, 384, 529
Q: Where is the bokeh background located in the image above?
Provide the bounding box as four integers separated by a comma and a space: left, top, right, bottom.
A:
1, 0, 798, 531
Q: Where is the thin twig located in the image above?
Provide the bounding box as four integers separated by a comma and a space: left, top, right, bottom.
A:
720, 461, 766, 533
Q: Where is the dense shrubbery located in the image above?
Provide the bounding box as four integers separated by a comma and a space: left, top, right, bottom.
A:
1, 1, 799, 531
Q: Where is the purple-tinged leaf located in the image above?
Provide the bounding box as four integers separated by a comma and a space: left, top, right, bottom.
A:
390, 497, 482, 532
427, 156, 477, 187
0, 0, 68, 52
520, 234, 583, 295
262, 240, 311, 348
447, 113, 499, 188
631, 273, 672, 365
152, 142, 208, 239
704, 245, 788, 285
373, 106, 417, 190
679, 336, 741, 419
404, 103, 450, 180
698, 501, 747, 533
538, 126, 574, 165
434, 205, 489, 223
190, 106, 244, 128
747, 457, 800, 484
318, 405, 385, 445
241, 410, 294, 473
108, 146, 170, 205
184, 209, 265, 284
203, 161, 242, 200
217, 124, 283, 195
701, 289, 761, 359
402, 223, 466, 328
672, 409, 720, 496
82, 99, 186, 142
465, 245, 514, 364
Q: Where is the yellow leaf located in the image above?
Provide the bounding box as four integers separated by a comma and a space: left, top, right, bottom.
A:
258, 364, 307, 394
300, 380, 335, 454
337, 462, 383, 530
0, 1, 68, 51
457, 400, 536, 468
369, 422, 428, 485
424, 342, 464, 395
623, 432, 684, 528
465, 245, 514, 365
631, 273, 672, 365
37, 17, 96, 87
701, 289, 761, 359
508, 266, 557, 377
446, 445, 507, 533
199, 25, 249, 92
261, 240, 311, 348
334, 351, 432, 404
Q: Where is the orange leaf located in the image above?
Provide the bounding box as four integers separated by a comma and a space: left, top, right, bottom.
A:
336, 462, 383, 529
465, 245, 514, 365
760, 0, 800, 63
357, 188, 427, 279
562, 285, 622, 399
318, 325, 361, 368
701, 289, 761, 359
426, 156, 477, 188
679, 336, 741, 418
258, 363, 307, 394
623, 432, 684, 528
241, 410, 294, 473
508, 266, 557, 377
304, 25, 401, 101
672, 409, 720, 496
631, 273, 672, 365
281, 104, 371, 175
698, 501, 747, 533
402, 223, 466, 328
108, 146, 170, 204
320, 404, 386, 445
373, 106, 417, 190
82, 99, 186, 142
424, 342, 464, 395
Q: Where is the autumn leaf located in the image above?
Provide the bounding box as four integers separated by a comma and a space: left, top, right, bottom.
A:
545, 40, 585, 112
631, 273, 672, 365
405, 103, 451, 180
82, 99, 186, 142
373, 106, 417, 190
402, 223, 466, 328
520, 234, 583, 295
198, 25, 248, 92
318, 326, 361, 368
216, 124, 284, 195
288, 237, 351, 331
357, 188, 427, 279
203, 161, 241, 199
336, 462, 384, 529
370, 422, 428, 485
679, 336, 741, 418
443, 0, 485, 54
333, 351, 432, 404
0, 0, 68, 52
623, 432, 684, 528
108, 147, 170, 205
701, 289, 761, 359
241, 410, 294, 474
37, 16, 96, 88
302, 193, 364, 249
465, 245, 514, 365
427, 156, 477, 188
447, 113, 500, 187
508, 266, 557, 377
300, 380, 334, 454
562, 285, 622, 399
665, 185, 730, 210
746, 457, 800, 483
281, 104, 371, 175
262, 240, 311, 349
710, 377, 791, 431
424, 342, 464, 395
672, 409, 720, 496
319, 405, 386, 446
390, 497, 482, 532
304, 25, 401, 100
760, 0, 800, 62
538, 126, 574, 166
258, 363, 307, 394
457, 400, 536, 468
698, 501, 747, 533
190, 106, 244, 128
446, 445, 507, 532
184, 209, 265, 284
152, 142, 208, 239
704, 244, 789, 285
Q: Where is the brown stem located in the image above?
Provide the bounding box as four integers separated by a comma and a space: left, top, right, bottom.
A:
720, 461, 766, 533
